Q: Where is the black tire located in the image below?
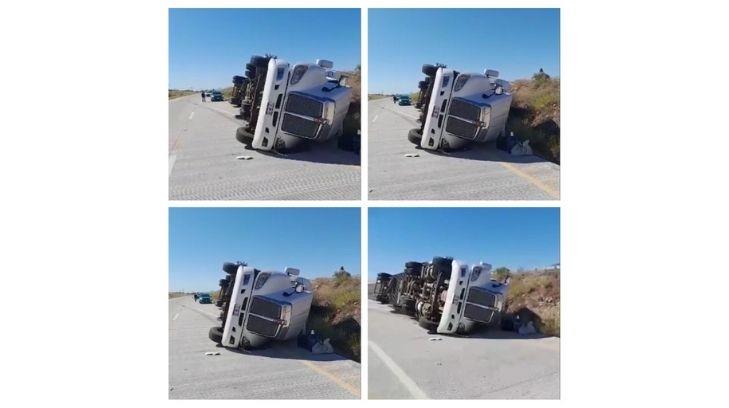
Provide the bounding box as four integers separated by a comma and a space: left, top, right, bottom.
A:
422, 64, 437, 76
432, 256, 451, 266
407, 128, 423, 145
377, 272, 392, 279
215, 300, 224, 307
250, 55, 268, 68
222, 262, 238, 275
418, 80, 428, 89
405, 261, 422, 269
209, 327, 223, 344
245, 69, 254, 79
233, 75, 245, 85
218, 279, 228, 287
235, 127, 254, 145
418, 317, 438, 333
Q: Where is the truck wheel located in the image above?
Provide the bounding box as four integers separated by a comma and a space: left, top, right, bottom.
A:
407, 128, 423, 145
218, 279, 228, 287
235, 127, 254, 145
405, 261, 422, 269
418, 317, 437, 333
250, 55, 268, 68
422, 64, 437, 76
208, 327, 223, 344
222, 262, 238, 274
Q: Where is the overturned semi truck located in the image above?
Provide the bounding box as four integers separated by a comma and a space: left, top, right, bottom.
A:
373, 257, 509, 334
409, 64, 513, 151
233, 54, 354, 153
209, 261, 313, 349
229, 75, 248, 107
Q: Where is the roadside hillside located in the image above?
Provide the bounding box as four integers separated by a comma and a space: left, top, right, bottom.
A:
308, 268, 361, 361
169, 89, 195, 99
509, 70, 561, 163
502, 267, 560, 336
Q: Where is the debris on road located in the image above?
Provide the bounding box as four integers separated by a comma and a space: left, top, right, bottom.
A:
298, 330, 334, 354
404, 153, 420, 158
518, 321, 537, 335
497, 132, 533, 156
428, 337, 442, 342
204, 351, 221, 356
235, 155, 253, 160
312, 338, 334, 354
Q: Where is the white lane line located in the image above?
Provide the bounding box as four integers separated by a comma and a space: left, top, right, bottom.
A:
172, 313, 180, 321
369, 340, 428, 399
188, 111, 194, 120
168, 154, 177, 177
372, 114, 378, 123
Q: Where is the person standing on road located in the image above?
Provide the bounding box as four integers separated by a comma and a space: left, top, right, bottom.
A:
201, 90, 206, 102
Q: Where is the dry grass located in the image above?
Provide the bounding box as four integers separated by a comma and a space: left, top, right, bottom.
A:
508, 72, 561, 163
505, 268, 560, 336
308, 273, 361, 361
168, 89, 195, 100
368, 94, 390, 100
168, 292, 188, 299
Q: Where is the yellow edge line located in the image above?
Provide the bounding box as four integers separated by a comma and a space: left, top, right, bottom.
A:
299, 360, 360, 397
499, 162, 559, 199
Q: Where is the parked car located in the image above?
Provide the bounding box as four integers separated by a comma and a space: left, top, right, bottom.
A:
408, 64, 512, 151
234, 54, 355, 153
209, 261, 313, 349
197, 293, 212, 304
211, 90, 224, 102
397, 95, 412, 106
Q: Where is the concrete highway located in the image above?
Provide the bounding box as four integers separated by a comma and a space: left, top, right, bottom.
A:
368, 98, 560, 200
169, 296, 360, 399
368, 299, 559, 399
169, 94, 360, 200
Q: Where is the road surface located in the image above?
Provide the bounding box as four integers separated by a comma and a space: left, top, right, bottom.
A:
368, 300, 559, 399
169, 296, 360, 399
169, 94, 360, 200
368, 98, 560, 200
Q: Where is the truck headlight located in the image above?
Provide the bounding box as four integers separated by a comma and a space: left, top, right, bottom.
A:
280, 304, 292, 327
290, 64, 308, 85
479, 107, 491, 128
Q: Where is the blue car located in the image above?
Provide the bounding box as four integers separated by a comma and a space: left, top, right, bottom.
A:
398, 95, 412, 106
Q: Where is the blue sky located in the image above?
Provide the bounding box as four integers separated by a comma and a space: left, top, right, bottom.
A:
169, 9, 361, 90
169, 208, 360, 292
369, 8, 560, 94
369, 208, 560, 280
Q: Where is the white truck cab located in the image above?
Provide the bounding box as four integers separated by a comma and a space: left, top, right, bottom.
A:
411, 64, 512, 151
434, 260, 509, 334
236, 55, 352, 153
210, 262, 313, 349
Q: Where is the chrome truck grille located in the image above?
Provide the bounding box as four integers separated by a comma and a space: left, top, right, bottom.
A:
463, 303, 495, 323
280, 93, 325, 139
245, 296, 283, 337
448, 98, 481, 121
462, 287, 498, 323
466, 287, 497, 308
285, 93, 323, 118
445, 98, 481, 140
246, 315, 280, 337
281, 114, 321, 138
